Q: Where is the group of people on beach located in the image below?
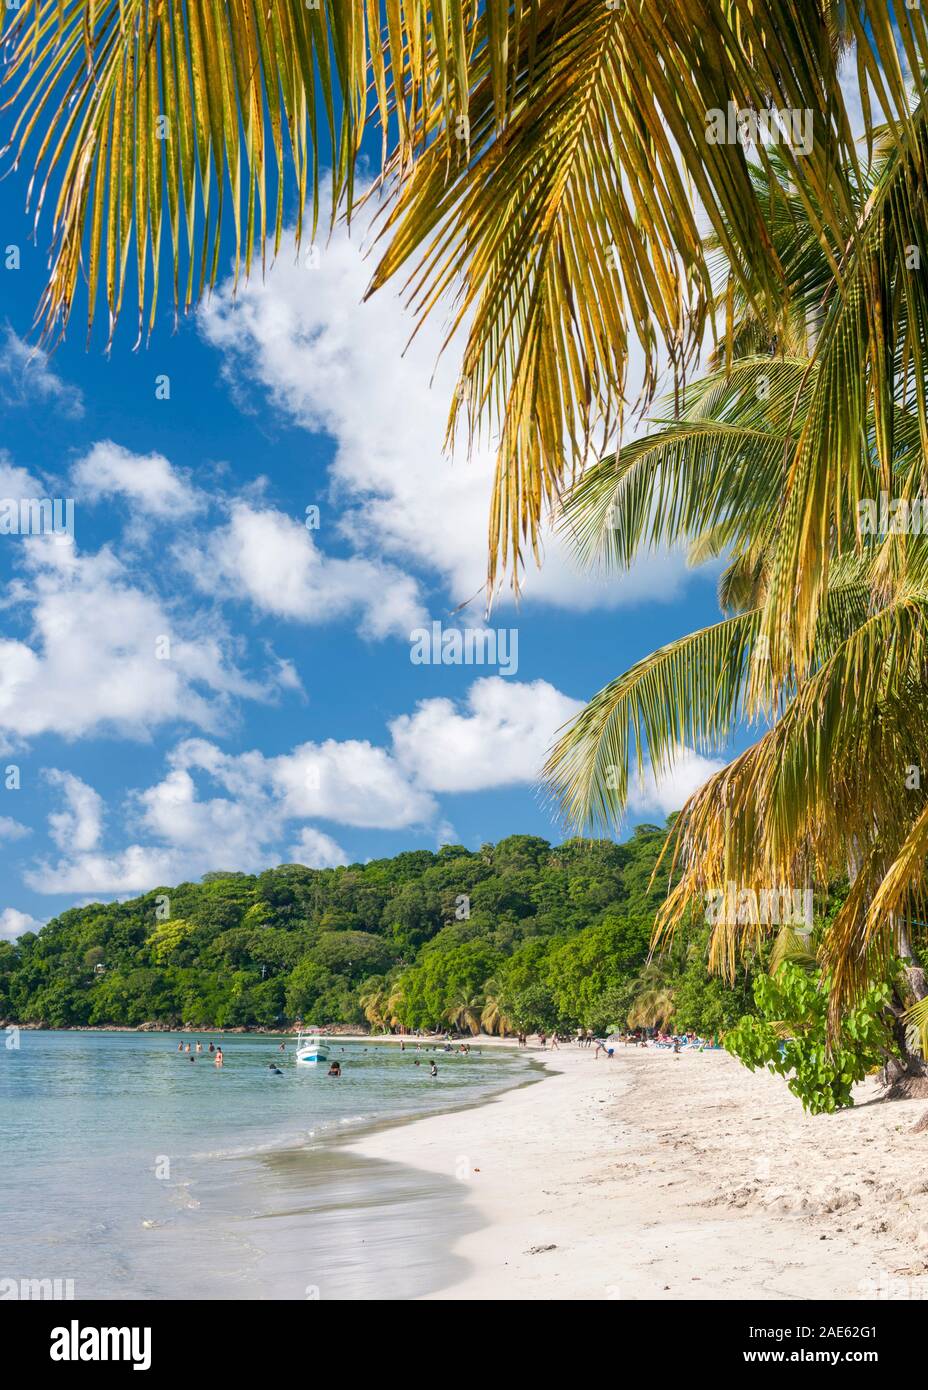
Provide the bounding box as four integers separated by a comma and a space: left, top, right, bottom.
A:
514, 1027, 720, 1056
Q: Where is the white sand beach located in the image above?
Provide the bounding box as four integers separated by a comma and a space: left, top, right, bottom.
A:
349, 1044, 928, 1300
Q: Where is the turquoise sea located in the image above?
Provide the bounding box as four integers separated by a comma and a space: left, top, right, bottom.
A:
0, 1030, 536, 1300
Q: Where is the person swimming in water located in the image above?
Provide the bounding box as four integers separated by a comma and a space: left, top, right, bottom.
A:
327, 1061, 341, 1077
208, 1042, 215, 1053
215, 1047, 223, 1067
430, 1063, 438, 1077
267, 1062, 283, 1075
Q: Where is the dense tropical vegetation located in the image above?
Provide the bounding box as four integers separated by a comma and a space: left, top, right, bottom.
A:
0, 827, 756, 1035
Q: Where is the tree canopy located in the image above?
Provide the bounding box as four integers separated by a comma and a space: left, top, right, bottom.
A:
0, 826, 749, 1035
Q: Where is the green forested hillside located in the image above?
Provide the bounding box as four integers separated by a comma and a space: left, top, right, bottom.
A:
0, 825, 755, 1035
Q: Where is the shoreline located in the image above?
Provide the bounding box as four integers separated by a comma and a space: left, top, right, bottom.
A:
347, 1045, 928, 1300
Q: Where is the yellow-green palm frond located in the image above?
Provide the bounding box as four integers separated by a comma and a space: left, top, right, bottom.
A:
1, 0, 488, 347
10, 1, 928, 597
769, 923, 819, 975
543, 610, 762, 834
650, 593, 928, 992
904, 995, 928, 1060
555, 358, 811, 575
543, 555, 874, 838
366, 0, 890, 593
759, 100, 928, 686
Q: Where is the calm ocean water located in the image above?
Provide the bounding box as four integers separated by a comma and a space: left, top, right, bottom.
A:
0, 1031, 536, 1300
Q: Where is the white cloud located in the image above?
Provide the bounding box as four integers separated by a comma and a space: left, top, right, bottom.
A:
627, 746, 727, 818
0, 816, 29, 841
24, 735, 430, 894
0, 452, 43, 500
72, 441, 201, 518
288, 826, 349, 869
25, 845, 183, 897
199, 216, 692, 614
267, 739, 436, 828
0, 539, 280, 744
0, 906, 43, 940
0, 328, 84, 419
46, 771, 104, 852
390, 676, 584, 792
178, 500, 425, 638
20, 674, 586, 895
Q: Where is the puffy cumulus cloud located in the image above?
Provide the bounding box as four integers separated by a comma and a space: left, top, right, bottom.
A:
266, 738, 437, 828
24, 844, 184, 897
0, 452, 43, 499
178, 500, 426, 638
0, 906, 44, 940
19, 673, 588, 896
389, 676, 584, 792
0, 816, 30, 841
287, 826, 349, 869
27, 760, 280, 895
0, 539, 281, 745
72, 441, 201, 518
0, 328, 84, 419
46, 771, 103, 852
162, 735, 436, 831
626, 746, 728, 818
23, 732, 425, 894
199, 216, 693, 614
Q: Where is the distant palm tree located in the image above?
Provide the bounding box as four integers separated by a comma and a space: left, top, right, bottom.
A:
383, 981, 407, 1031
358, 984, 386, 1033
627, 987, 676, 1034
480, 986, 512, 1037
445, 994, 483, 1037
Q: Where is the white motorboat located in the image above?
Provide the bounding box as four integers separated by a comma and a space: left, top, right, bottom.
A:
294, 1027, 327, 1064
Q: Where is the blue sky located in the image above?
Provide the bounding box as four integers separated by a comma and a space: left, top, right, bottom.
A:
0, 136, 728, 939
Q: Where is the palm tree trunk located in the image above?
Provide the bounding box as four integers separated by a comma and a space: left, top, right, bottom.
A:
883, 918, 928, 1099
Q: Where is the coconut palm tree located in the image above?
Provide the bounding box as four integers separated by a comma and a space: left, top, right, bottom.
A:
545, 152, 928, 1077
383, 978, 408, 1031
358, 982, 387, 1032
445, 992, 483, 1036
480, 985, 513, 1037
5, 2, 928, 593
627, 984, 676, 1033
